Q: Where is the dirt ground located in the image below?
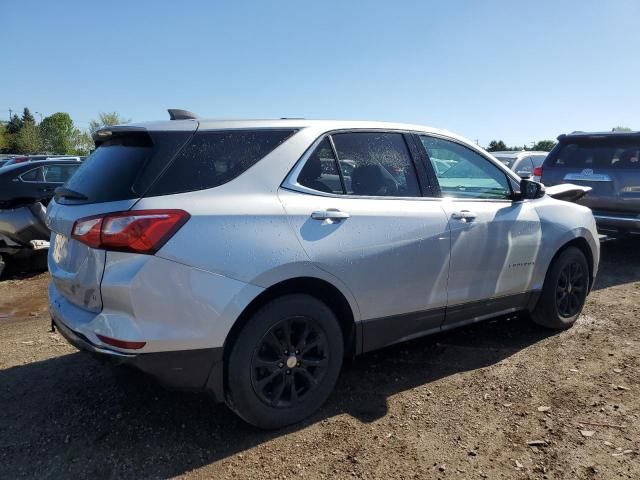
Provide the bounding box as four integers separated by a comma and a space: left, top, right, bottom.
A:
0, 240, 638, 479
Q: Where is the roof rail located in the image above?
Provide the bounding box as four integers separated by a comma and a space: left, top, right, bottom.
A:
168, 109, 199, 120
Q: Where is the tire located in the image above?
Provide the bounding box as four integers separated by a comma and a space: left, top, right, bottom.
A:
531, 246, 590, 329
0, 255, 5, 279
226, 294, 343, 429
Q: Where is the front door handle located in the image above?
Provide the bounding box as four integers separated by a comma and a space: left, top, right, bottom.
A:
311, 208, 351, 222
451, 210, 477, 223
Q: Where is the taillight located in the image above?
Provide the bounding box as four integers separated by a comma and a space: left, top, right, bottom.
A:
532, 166, 543, 177
71, 209, 190, 254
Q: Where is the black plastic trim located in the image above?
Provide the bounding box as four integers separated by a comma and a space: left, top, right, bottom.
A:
52, 316, 223, 396
361, 292, 535, 353
361, 307, 445, 353
442, 292, 533, 327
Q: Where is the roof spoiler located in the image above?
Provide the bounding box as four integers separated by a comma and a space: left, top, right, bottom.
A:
168, 109, 199, 120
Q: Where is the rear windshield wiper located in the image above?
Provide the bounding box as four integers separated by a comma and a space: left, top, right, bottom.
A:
54, 186, 88, 201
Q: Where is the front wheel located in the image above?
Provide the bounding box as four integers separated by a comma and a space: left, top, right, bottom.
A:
226, 294, 343, 429
531, 246, 590, 329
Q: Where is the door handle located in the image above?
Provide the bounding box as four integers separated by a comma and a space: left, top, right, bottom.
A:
311, 208, 351, 221
451, 210, 477, 223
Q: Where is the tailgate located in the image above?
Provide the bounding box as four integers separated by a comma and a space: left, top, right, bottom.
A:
46, 126, 195, 313
47, 199, 137, 313
560, 169, 640, 213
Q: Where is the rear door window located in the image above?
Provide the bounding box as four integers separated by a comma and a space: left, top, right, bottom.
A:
147, 129, 297, 196
331, 132, 421, 197
19, 167, 44, 182
297, 138, 344, 194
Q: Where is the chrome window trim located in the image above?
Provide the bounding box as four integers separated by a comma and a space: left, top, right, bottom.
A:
282, 129, 518, 204
18, 166, 45, 183
282, 128, 439, 201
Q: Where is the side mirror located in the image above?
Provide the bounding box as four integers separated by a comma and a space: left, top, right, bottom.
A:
516, 178, 545, 201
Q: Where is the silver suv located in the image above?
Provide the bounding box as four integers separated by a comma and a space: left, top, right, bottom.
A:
48, 112, 600, 428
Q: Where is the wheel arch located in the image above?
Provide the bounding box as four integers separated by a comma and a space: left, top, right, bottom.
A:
549, 236, 596, 292
217, 276, 358, 398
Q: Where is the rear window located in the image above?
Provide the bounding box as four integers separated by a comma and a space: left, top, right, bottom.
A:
549, 138, 640, 169
59, 131, 192, 204
146, 129, 296, 196
494, 156, 516, 168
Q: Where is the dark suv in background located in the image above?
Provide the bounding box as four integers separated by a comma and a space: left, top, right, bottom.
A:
540, 131, 640, 237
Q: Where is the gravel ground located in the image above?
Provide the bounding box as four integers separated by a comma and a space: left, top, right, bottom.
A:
0, 240, 638, 479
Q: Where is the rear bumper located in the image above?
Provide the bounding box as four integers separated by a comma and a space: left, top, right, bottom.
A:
594, 213, 640, 235
50, 298, 225, 401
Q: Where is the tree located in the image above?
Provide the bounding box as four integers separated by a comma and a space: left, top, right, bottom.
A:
15, 122, 42, 154
487, 140, 507, 152
531, 140, 556, 152
72, 130, 94, 155
0, 123, 7, 152
3, 114, 23, 152
89, 112, 129, 134
21, 107, 36, 126
5, 114, 23, 135
40, 112, 78, 154
612, 126, 633, 132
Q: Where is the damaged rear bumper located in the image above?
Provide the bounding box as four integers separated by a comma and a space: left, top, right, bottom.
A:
51, 313, 225, 401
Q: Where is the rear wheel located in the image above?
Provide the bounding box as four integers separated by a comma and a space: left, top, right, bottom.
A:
0, 255, 5, 278
226, 294, 343, 429
531, 246, 589, 329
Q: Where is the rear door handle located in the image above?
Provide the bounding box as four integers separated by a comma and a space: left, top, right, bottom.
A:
311, 209, 351, 222
451, 210, 477, 222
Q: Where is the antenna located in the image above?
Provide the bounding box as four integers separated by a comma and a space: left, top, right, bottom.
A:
168, 109, 199, 120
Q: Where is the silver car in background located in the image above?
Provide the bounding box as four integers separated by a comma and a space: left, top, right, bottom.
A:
47, 112, 599, 428
491, 151, 547, 182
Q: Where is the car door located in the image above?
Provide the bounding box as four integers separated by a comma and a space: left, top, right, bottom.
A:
279, 131, 451, 352
417, 135, 542, 325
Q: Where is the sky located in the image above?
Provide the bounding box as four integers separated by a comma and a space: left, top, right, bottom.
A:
2, 0, 639, 147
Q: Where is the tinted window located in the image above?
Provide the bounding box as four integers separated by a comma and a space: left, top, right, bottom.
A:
550, 138, 640, 169
297, 138, 344, 194
420, 136, 512, 199
20, 167, 44, 182
43, 164, 79, 183
63, 133, 153, 203
148, 129, 296, 196
59, 131, 193, 204
331, 132, 421, 197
